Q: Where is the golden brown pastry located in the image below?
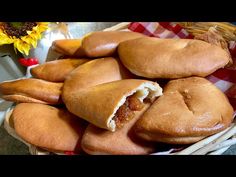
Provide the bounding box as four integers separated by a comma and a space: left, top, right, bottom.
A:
30, 59, 89, 82
81, 103, 156, 155
62, 57, 134, 96
52, 31, 145, 58
76, 31, 145, 58
12, 103, 87, 152
62, 57, 149, 132
118, 36, 231, 79
51, 39, 82, 56
134, 77, 234, 144
0, 78, 63, 105
64, 79, 162, 131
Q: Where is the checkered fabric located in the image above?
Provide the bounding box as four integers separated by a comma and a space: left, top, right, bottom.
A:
128, 22, 236, 111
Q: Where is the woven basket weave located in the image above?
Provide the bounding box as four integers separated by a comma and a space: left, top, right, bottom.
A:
4, 22, 236, 155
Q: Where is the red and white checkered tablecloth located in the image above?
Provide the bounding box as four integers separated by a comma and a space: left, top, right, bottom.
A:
128, 22, 236, 111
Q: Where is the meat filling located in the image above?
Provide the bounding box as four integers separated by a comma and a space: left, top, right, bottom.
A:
114, 94, 145, 128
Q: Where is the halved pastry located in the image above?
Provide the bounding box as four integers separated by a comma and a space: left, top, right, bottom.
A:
30, 59, 89, 82
134, 77, 234, 144
81, 103, 156, 155
0, 78, 63, 105
64, 79, 162, 131
11, 103, 87, 152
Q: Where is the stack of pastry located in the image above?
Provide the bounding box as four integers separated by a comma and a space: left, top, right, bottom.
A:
0, 30, 234, 155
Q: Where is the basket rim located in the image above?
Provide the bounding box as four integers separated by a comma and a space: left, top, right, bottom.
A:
4, 106, 236, 155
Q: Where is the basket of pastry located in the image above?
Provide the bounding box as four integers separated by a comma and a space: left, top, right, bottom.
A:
1, 22, 236, 155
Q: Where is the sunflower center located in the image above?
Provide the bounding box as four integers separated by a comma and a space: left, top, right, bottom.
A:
3, 22, 37, 38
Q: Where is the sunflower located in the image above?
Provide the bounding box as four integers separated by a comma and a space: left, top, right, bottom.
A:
0, 22, 49, 55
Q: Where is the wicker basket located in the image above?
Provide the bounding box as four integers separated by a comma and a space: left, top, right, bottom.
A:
4, 22, 236, 155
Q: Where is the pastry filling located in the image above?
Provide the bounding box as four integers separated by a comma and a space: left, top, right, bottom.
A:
108, 82, 163, 131
114, 94, 145, 128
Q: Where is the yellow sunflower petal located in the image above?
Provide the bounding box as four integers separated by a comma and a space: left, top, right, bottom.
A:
24, 23, 48, 48
26, 31, 39, 41
30, 30, 41, 40
37, 22, 49, 32
14, 39, 31, 55
32, 24, 46, 34
0, 30, 14, 45
21, 35, 37, 48
0, 36, 14, 45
